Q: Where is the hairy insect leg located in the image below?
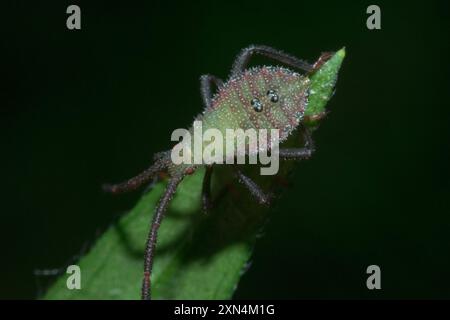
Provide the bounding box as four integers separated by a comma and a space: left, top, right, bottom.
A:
279, 126, 316, 160
201, 166, 214, 214
142, 172, 169, 195
142, 175, 183, 300
231, 45, 314, 76
103, 158, 169, 194
279, 148, 314, 160
233, 167, 271, 205
153, 150, 171, 161
200, 74, 224, 109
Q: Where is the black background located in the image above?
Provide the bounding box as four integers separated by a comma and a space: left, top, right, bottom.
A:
1, 0, 449, 299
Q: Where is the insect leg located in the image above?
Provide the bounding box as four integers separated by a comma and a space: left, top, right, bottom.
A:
142, 175, 184, 300
142, 156, 170, 194
233, 167, 271, 205
103, 156, 169, 194
201, 165, 214, 214
279, 126, 315, 160
200, 74, 224, 108
153, 150, 171, 161
141, 173, 162, 195
279, 148, 314, 160
231, 45, 313, 76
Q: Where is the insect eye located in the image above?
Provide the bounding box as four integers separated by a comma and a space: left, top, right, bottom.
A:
267, 89, 279, 103
251, 98, 263, 112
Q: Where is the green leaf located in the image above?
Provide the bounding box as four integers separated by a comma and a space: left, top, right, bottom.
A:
305, 47, 346, 125
44, 48, 345, 300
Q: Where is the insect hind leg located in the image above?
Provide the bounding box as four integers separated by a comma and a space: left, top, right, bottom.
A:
142, 175, 184, 300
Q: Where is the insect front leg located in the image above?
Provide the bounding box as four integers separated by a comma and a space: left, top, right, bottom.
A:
279, 126, 316, 160
231, 45, 314, 76
233, 167, 272, 205
200, 74, 224, 109
142, 175, 184, 300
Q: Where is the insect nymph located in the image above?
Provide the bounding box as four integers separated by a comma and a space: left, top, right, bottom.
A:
103, 45, 333, 299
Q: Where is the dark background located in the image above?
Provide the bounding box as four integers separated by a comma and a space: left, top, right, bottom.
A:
1, 0, 449, 299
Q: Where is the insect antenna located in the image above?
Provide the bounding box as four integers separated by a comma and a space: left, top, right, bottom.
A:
102, 156, 170, 194
142, 175, 184, 300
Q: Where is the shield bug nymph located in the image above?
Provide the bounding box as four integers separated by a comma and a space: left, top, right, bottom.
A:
103, 45, 335, 299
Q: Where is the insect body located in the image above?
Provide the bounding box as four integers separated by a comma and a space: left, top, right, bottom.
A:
202, 66, 309, 139
103, 45, 333, 299
168, 66, 310, 177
